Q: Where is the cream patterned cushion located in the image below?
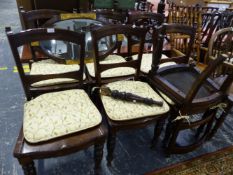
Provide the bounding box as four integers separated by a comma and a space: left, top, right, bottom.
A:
132, 53, 176, 73
86, 55, 135, 77
101, 81, 170, 121
30, 59, 81, 87
23, 89, 102, 143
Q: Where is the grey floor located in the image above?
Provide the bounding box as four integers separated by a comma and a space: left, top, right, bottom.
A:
0, 0, 233, 175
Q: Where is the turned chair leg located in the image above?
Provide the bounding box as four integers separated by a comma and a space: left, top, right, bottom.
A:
94, 142, 104, 175
18, 158, 36, 175
151, 119, 165, 148
107, 130, 116, 167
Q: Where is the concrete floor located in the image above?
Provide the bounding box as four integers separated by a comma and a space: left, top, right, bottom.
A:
0, 0, 233, 175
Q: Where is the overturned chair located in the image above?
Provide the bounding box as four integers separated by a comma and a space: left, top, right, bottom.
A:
147, 24, 233, 155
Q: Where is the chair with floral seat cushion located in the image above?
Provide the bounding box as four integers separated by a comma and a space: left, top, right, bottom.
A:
6, 27, 88, 99
90, 24, 170, 165
130, 23, 196, 76
6, 28, 106, 175
148, 44, 233, 155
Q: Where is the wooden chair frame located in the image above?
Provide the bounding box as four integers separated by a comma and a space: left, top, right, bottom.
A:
6, 27, 107, 174
91, 24, 170, 165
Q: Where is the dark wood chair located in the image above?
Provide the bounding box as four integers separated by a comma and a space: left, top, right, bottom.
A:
90, 24, 170, 165
19, 8, 67, 62
208, 27, 233, 76
157, 23, 196, 65
167, 5, 202, 63
200, 12, 221, 63
136, 0, 154, 12
201, 6, 219, 13
96, 10, 127, 24
128, 12, 164, 52
20, 8, 66, 29
6, 27, 107, 175
128, 23, 196, 77
148, 26, 233, 154
6, 27, 88, 98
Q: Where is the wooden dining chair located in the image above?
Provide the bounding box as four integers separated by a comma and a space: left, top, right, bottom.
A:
96, 10, 127, 24
90, 24, 170, 165
130, 23, 196, 77
200, 12, 221, 63
6, 27, 90, 98
20, 8, 66, 29
6, 27, 106, 174
148, 31, 233, 155
128, 12, 164, 52
167, 5, 202, 63
19, 8, 68, 63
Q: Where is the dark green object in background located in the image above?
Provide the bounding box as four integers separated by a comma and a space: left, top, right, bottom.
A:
94, 0, 113, 9
117, 0, 135, 9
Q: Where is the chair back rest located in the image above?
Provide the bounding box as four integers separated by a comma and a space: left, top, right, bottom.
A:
208, 27, 233, 65
217, 11, 233, 30
184, 54, 230, 108
91, 24, 147, 85
96, 10, 127, 24
136, 1, 154, 12
201, 12, 221, 47
128, 12, 164, 27
168, 5, 202, 62
20, 9, 65, 29
208, 27, 233, 89
6, 27, 85, 100
151, 23, 196, 70
201, 6, 219, 13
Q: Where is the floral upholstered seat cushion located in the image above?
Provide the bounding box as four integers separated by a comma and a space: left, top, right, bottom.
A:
101, 81, 170, 121
23, 89, 102, 143
30, 59, 81, 87
132, 53, 176, 73
86, 55, 135, 77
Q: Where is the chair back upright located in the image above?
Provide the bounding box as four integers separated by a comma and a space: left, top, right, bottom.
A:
20, 9, 65, 29
6, 28, 85, 100
128, 12, 164, 52
91, 24, 147, 85
208, 27, 233, 92
151, 23, 196, 71
167, 5, 202, 62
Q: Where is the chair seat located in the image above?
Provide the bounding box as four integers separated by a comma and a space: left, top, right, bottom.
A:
86, 54, 135, 78
160, 69, 215, 99
101, 80, 170, 121
23, 89, 102, 143
132, 53, 176, 73
30, 59, 81, 87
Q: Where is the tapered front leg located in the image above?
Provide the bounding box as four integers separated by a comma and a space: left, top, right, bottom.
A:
107, 130, 116, 167
22, 161, 36, 175
151, 118, 165, 148
94, 142, 104, 175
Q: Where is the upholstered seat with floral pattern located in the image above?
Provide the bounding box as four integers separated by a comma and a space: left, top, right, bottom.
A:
132, 53, 176, 73
23, 89, 102, 143
30, 59, 81, 87
101, 80, 170, 121
86, 55, 135, 77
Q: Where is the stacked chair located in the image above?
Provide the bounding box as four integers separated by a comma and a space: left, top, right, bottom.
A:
148, 23, 233, 155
